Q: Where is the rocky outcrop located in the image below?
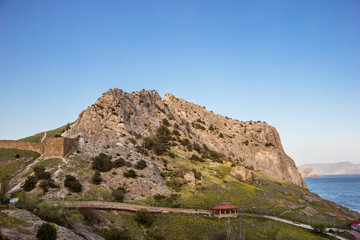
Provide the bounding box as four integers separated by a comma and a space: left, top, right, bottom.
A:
0, 209, 92, 240
62, 88, 307, 189
230, 166, 258, 182
298, 167, 319, 178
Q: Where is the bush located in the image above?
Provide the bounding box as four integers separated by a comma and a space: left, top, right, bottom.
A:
172, 129, 180, 136
144, 137, 157, 150
113, 188, 125, 202
153, 143, 168, 155
162, 118, 170, 126
135, 160, 147, 170
64, 175, 82, 192
219, 133, 224, 138
156, 125, 172, 143
15, 153, 21, 159
180, 138, 190, 146
135, 209, 155, 227
23, 176, 37, 191
34, 166, 51, 180
99, 228, 130, 240
92, 153, 113, 172
36, 223, 57, 240
190, 154, 204, 162
123, 170, 138, 178
168, 151, 176, 158
91, 171, 102, 185
113, 158, 126, 168
312, 223, 326, 235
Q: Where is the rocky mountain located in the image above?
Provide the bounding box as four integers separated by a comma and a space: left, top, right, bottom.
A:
62, 88, 306, 189
301, 162, 360, 175
298, 167, 318, 178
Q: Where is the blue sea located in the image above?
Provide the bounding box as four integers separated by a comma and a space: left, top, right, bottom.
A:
305, 174, 360, 213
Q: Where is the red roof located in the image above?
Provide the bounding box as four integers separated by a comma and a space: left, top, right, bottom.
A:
211, 205, 238, 210
352, 221, 360, 226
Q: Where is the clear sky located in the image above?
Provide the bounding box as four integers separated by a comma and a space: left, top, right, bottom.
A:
0, 0, 359, 165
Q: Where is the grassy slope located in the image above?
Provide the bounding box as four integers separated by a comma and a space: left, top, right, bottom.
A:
103, 211, 336, 240
140, 156, 357, 229
20, 123, 72, 143
0, 148, 40, 184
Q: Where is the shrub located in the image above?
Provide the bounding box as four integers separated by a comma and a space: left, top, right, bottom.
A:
91, 171, 102, 185
193, 169, 202, 180
180, 138, 190, 146
265, 142, 274, 147
209, 124, 215, 131
113, 158, 126, 168
219, 133, 224, 138
144, 137, 157, 150
99, 228, 130, 240
312, 223, 326, 235
92, 153, 113, 172
135, 160, 147, 170
36, 223, 57, 240
135, 209, 155, 227
168, 151, 176, 158
34, 166, 51, 180
128, 138, 137, 145
190, 154, 204, 162
153, 144, 168, 155
113, 188, 125, 202
123, 170, 138, 178
23, 176, 37, 191
64, 175, 82, 192
193, 143, 201, 153
15, 153, 21, 159
172, 129, 180, 136
186, 144, 192, 152
156, 125, 172, 143
162, 118, 170, 126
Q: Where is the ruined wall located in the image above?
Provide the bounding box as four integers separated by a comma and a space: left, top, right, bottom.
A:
0, 140, 43, 154
43, 138, 64, 158
0, 137, 78, 158
63, 137, 78, 156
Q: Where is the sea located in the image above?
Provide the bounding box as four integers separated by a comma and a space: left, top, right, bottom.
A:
305, 174, 360, 213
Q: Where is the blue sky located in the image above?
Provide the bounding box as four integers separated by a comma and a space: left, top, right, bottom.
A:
0, 0, 359, 165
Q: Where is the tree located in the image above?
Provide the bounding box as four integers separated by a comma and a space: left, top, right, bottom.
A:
91, 171, 102, 185
23, 176, 37, 191
64, 175, 82, 192
36, 223, 57, 240
312, 223, 326, 235
135, 209, 155, 227
92, 153, 113, 172
135, 160, 147, 170
113, 188, 125, 202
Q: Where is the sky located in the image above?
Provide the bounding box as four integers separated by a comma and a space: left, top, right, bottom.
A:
0, 0, 359, 165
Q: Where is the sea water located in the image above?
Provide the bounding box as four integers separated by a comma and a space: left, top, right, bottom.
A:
305, 174, 360, 213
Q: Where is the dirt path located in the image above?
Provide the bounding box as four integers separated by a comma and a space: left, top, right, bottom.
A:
40, 132, 47, 143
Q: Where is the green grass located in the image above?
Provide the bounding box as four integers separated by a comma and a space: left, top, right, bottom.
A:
142, 155, 356, 229
23, 158, 63, 177
0, 211, 30, 229
0, 148, 40, 184
0, 148, 40, 163
101, 211, 336, 240
21, 123, 74, 143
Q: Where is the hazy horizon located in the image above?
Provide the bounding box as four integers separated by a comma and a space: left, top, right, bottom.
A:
1, 1, 359, 166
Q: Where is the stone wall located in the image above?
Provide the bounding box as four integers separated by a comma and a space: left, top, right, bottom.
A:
0, 137, 78, 158
0, 140, 43, 154
44, 138, 65, 158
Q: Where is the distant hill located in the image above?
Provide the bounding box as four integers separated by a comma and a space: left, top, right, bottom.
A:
301, 162, 360, 175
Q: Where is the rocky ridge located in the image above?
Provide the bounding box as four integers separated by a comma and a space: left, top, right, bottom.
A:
62, 88, 307, 191
298, 167, 319, 178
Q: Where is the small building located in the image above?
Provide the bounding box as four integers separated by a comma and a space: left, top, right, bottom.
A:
9, 198, 19, 206
352, 221, 360, 232
211, 205, 239, 218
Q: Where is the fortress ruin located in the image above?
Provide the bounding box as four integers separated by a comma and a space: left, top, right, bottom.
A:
0, 137, 78, 158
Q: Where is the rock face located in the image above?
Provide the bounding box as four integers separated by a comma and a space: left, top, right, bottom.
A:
62, 88, 307, 189
298, 167, 318, 178
0, 209, 92, 240
231, 166, 257, 182
302, 162, 360, 175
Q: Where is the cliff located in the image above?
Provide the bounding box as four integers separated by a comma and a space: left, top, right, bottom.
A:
62, 88, 307, 188
301, 162, 360, 175
298, 167, 318, 178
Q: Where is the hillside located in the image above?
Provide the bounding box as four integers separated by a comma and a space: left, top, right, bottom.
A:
302, 162, 360, 175
1, 88, 359, 239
